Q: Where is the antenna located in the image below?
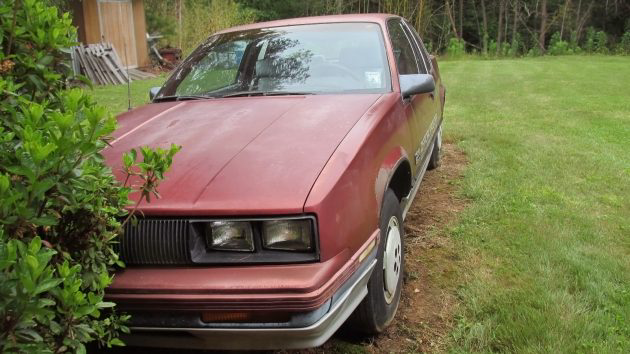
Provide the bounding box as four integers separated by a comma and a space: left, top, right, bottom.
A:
124, 42, 132, 111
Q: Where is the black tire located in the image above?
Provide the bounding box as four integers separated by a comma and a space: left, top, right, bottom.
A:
349, 189, 405, 334
427, 124, 442, 170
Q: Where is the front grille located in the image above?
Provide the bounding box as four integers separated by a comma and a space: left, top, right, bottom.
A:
119, 219, 190, 265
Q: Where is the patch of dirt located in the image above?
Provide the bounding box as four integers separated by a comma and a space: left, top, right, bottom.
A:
371, 142, 469, 353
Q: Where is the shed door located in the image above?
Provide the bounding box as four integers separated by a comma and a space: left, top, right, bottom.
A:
98, 0, 137, 68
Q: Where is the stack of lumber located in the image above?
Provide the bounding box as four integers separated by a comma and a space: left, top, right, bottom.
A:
71, 43, 154, 85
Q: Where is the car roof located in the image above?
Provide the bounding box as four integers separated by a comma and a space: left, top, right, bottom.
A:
216, 13, 400, 34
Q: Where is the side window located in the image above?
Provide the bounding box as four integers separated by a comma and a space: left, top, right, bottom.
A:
403, 22, 432, 73
387, 20, 420, 75
418, 41, 432, 72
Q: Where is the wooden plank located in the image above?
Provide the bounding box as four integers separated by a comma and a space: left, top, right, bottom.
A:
79, 45, 105, 84
97, 45, 127, 84
104, 54, 127, 84
74, 46, 97, 83
108, 45, 131, 82
70, 48, 80, 75
85, 45, 111, 85
89, 44, 117, 84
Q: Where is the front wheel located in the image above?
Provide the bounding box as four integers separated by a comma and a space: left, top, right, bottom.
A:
349, 189, 404, 334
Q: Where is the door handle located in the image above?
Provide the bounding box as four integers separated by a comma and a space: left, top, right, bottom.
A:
429, 93, 435, 100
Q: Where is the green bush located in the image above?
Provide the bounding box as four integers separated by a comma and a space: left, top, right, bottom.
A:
446, 37, 465, 58
508, 32, 523, 57
616, 31, 630, 55
584, 27, 609, 54
549, 32, 570, 55
0, 1, 179, 352
488, 39, 497, 56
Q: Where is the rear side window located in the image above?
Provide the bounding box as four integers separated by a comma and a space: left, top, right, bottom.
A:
387, 20, 420, 75
403, 21, 432, 73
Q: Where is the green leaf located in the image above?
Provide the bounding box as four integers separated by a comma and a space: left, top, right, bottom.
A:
34, 278, 62, 295
123, 152, 133, 168
32, 215, 58, 226
96, 301, 116, 309
0, 174, 9, 193
76, 343, 86, 354
26, 255, 39, 273
109, 338, 125, 347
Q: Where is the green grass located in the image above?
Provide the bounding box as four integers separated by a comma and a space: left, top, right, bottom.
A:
440, 56, 630, 352
90, 75, 165, 115
90, 69, 234, 114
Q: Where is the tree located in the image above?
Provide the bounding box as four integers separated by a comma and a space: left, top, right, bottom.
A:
480, 0, 489, 54
445, 0, 460, 38
539, 0, 548, 53
498, 0, 506, 52
512, 0, 520, 47
458, 0, 464, 38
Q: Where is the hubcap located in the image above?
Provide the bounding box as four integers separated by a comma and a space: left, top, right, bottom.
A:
383, 216, 402, 304
436, 125, 442, 150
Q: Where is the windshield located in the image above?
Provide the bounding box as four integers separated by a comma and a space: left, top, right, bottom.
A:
156, 22, 391, 99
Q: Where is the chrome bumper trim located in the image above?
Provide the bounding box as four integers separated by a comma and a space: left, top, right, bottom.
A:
123, 258, 377, 350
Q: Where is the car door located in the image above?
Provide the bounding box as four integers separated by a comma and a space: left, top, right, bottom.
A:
387, 19, 435, 172
403, 21, 441, 146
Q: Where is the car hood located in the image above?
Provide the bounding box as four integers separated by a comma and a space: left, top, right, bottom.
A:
104, 94, 381, 216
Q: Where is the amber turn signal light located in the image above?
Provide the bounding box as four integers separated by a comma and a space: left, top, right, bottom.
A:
201, 311, 292, 323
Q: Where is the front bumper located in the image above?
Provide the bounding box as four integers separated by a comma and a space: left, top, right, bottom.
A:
122, 256, 376, 350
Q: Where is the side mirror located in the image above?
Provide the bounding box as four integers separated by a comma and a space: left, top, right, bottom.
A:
399, 74, 435, 99
149, 87, 161, 101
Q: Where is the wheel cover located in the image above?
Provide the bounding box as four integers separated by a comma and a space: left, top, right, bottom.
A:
383, 216, 402, 304
436, 125, 442, 150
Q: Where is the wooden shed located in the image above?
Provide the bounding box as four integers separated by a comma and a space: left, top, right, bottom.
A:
71, 0, 149, 68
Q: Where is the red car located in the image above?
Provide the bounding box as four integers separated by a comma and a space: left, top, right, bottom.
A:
104, 14, 445, 350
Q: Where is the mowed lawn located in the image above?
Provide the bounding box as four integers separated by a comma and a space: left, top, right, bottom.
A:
441, 56, 630, 352
91, 75, 166, 114
92, 56, 630, 352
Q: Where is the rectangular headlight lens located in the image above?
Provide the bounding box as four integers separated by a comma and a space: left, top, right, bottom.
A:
262, 219, 313, 251
206, 221, 254, 252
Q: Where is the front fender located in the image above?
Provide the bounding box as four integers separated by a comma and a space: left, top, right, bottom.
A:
304, 93, 413, 262
375, 147, 411, 213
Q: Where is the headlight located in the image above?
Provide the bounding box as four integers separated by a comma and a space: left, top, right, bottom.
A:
206, 221, 254, 252
262, 219, 313, 251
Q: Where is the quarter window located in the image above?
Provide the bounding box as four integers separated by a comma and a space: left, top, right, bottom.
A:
387, 20, 420, 75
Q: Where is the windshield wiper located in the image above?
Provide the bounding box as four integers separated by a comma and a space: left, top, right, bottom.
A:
153, 95, 215, 102
221, 91, 314, 98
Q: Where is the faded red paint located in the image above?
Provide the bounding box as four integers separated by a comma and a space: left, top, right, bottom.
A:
104, 14, 444, 317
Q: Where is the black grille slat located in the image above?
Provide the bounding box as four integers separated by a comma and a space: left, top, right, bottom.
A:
119, 219, 189, 265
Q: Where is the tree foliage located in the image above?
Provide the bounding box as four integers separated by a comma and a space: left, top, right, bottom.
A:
0, 0, 179, 352
145, 0, 630, 56
230, 0, 630, 56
